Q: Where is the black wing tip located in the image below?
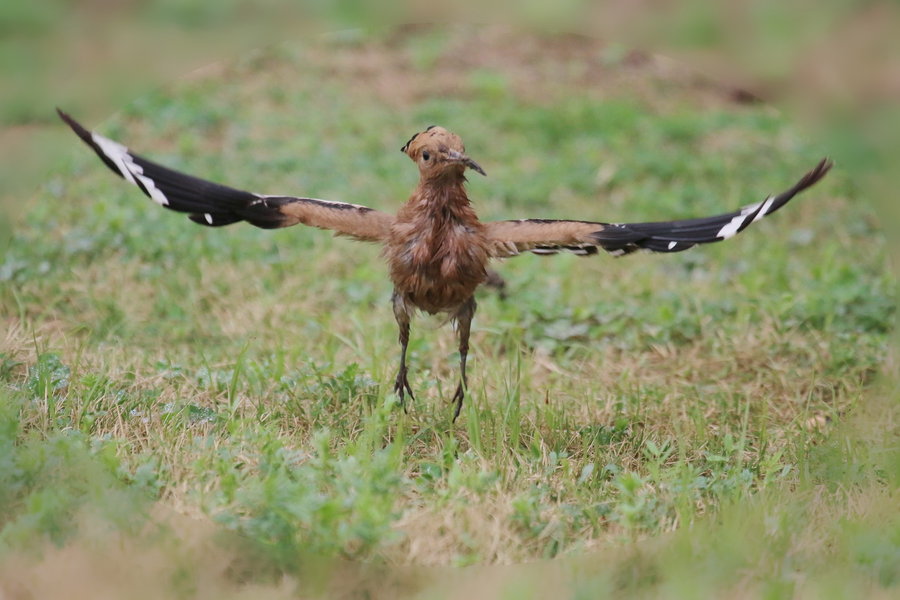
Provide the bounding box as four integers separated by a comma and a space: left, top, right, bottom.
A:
57, 108, 94, 144
56, 107, 83, 134
56, 107, 73, 123
767, 157, 833, 210
794, 157, 833, 193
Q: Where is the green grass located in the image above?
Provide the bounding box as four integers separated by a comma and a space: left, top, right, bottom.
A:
1, 27, 897, 598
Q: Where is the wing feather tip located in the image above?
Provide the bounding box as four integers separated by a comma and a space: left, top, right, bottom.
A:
57, 108, 94, 144
793, 157, 833, 194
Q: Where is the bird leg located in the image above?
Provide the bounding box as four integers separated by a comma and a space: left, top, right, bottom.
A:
392, 293, 415, 410
451, 297, 477, 421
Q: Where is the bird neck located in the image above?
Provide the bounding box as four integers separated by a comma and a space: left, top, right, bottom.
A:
414, 176, 472, 216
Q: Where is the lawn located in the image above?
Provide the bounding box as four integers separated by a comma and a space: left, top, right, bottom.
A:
1, 25, 897, 598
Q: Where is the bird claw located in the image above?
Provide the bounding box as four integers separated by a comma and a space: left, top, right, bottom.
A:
451, 383, 465, 422
393, 366, 415, 412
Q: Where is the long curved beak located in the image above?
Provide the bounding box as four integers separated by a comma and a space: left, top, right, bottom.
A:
446, 149, 486, 176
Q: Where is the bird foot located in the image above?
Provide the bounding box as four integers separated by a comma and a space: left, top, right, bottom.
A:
451, 383, 466, 422
393, 366, 415, 412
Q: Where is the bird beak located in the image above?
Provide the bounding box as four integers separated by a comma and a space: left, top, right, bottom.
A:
446, 149, 487, 176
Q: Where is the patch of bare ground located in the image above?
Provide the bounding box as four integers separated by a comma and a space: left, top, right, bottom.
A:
166, 24, 768, 116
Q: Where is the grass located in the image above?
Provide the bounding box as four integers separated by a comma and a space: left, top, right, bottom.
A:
1, 25, 897, 598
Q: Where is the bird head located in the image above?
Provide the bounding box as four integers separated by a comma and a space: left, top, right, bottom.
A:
401, 126, 486, 180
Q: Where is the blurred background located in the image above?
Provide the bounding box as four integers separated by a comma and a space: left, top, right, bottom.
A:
1, 1, 897, 598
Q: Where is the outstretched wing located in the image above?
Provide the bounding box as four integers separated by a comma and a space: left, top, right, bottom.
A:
485, 159, 832, 258
58, 110, 394, 242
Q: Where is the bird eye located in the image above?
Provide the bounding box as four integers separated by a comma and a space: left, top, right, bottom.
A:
422, 151, 431, 161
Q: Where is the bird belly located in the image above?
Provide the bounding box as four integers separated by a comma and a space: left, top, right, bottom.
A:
388, 227, 488, 314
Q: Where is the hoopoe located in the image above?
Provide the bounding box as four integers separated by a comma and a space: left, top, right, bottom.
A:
58, 110, 832, 420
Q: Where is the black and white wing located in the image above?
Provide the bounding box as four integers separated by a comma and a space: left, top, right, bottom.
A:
485, 159, 832, 258
58, 109, 394, 242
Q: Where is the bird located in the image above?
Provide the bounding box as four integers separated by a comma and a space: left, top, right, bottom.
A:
57, 109, 832, 420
